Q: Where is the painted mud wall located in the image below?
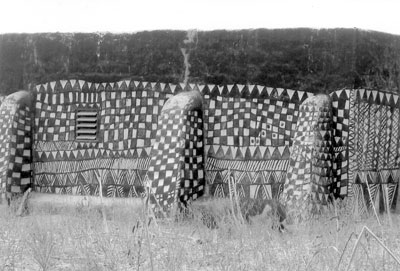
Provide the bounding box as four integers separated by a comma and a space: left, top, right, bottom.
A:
32, 80, 317, 201
203, 86, 314, 200
0, 91, 32, 200
1, 77, 399, 214
1, 29, 400, 211
2, 29, 400, 96
33, 80, 176, 197
33, 80, 205, 204
331, 89, 400, 213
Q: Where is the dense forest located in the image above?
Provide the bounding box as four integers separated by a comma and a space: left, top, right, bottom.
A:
0, 28, 400, 95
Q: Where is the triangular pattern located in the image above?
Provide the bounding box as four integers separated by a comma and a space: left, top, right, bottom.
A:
29, 79, 400, 214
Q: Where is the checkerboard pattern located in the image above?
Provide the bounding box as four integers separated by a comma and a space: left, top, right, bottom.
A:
330, 89, 350, 197
35, 81, 171, 150
0, 94, 32, 199
148, 108, 204, 210
99, 89, 163, 149
203, 87, 313, 200
282, 95, 333, 218
148, 110, 185, 208
0, 104, 12, 199
203, 96, 300, 148
8, 106, 32, 194
33, 80, 174, 196
179, 110, 205, 202
33, 80, 206, 203
35, 103, 77, 142
29, 80, 400, 212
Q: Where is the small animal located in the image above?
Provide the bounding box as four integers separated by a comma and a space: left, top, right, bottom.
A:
241, 198, 287, 232
179, 199, 219, 229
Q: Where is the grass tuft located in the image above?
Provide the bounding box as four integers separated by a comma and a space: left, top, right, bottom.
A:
1, 195, 400, 270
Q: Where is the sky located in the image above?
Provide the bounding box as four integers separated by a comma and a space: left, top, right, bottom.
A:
1, 0, 399, 35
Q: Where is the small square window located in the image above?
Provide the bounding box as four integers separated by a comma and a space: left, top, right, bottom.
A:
76, 109, 98, 141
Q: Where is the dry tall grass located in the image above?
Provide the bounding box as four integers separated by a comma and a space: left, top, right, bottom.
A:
0, 196, 400, 271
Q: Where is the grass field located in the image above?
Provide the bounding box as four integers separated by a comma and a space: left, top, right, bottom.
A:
0, 195, 400, 271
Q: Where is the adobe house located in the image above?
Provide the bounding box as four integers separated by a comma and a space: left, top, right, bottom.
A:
1, 78, 399, 217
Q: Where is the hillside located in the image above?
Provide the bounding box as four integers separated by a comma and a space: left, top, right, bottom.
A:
1, 28, 400, 95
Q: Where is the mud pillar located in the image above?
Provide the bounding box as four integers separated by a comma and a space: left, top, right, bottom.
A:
281, 94, 333, 222
147, 90, 204, 212
0, 91, 33, 203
